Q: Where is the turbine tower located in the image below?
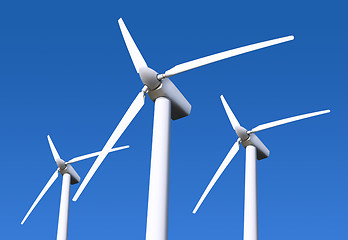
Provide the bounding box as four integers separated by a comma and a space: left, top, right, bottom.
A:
21, 135, 129, 240
72, 18, 294, 240
193, 95, 330, 240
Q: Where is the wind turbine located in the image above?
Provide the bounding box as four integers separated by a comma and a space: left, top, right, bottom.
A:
72, 18, 294, 240
21, 135, 129, 240
193, 95, 330, 240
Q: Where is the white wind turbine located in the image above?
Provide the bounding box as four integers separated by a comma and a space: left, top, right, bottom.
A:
72, 18, 294, 240
193, 95, 330, 240
21, 135, 129, 240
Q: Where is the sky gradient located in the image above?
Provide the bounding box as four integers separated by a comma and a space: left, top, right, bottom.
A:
1, 1, 347, 239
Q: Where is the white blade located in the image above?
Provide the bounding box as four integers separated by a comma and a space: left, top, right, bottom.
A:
72, 90, 145, 201
21, 169, 59, 224
193, 140, 240, 214
220, 95, 240, 130
164, 36, 294, 78
67, 145, 130, 164
47, 135, 60, 160
250, 109, 330, 133
118, 18, 147, 73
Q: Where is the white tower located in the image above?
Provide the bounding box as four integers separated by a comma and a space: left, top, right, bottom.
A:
73, 19, 294, 240
21, 135, 128, 240
193, 95, 330, 240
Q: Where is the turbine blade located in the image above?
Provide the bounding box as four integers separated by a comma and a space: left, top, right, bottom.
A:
47, 135, 60, 160
164, 36, 294, 78
220, 95, 240, 130
250, 109, 330, 133
21, 169, 59, 224
72, 90, 146, 201
118, 18, 148, 73
67, 145, 130, 164
193, 140, 240, 214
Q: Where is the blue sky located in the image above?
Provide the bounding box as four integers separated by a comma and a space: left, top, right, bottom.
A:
1, 1, 347, 239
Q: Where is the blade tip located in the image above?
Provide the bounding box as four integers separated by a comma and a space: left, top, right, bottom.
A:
220, 95, 226, 103
21, 215, 28, 225
72, 191, 80, 202
192, 204, 200, 214
72, 189, 82, 202
319, 109, 330, 115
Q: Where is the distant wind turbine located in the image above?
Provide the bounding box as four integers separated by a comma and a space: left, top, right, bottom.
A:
193, 95, 330, 240
21, 135, 129, 240
72, 18, 294, 240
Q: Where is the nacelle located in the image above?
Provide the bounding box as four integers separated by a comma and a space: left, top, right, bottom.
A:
148, 78, 191, 120
60, 164, 81, 185
241, 133, 270, 160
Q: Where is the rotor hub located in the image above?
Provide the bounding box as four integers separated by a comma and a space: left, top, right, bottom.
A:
55, 158, 66, 171
235, 126, 249, 141
139, 67, 161, 90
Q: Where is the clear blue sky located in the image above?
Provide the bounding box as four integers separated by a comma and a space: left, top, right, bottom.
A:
1, 1, 347, 239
